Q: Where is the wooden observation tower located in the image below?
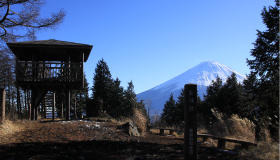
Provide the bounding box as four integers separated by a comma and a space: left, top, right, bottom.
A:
7, 39, 92, 120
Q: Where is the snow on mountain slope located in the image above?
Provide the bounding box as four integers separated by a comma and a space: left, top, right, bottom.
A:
137, 61, 245, 116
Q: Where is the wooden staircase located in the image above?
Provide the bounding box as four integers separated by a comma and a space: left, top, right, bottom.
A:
43, 91, 57, 120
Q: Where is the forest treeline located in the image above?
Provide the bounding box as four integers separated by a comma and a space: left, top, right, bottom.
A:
161, 1, 279, 141
86, 59, 148, 120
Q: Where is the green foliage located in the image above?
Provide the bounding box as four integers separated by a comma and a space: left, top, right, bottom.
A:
174, 90, 184, 125
220, 73, 243, 117
203, 74, 243, 118
88, 59, 147, 120
161, 94, 176, 126
204, 76, 223, 113
244, 1, 279, 141
122, 81, 137, 117
91, 59, 114, 115
160, 88, 207, 127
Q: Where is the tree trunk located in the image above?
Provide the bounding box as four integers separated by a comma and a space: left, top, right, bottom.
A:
74, 96, 77, 119
16, 86, 21, 119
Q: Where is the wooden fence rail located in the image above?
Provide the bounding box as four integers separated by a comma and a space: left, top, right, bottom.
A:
197, 134, 257, 149
150, 128, 256, 150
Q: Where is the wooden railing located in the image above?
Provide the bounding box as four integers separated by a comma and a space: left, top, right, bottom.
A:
197, 134, 257, 149
150, 128, 257, 149
16, 61, 83, 83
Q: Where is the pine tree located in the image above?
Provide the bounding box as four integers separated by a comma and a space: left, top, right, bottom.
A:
123, 81, 137, 117
91, 59, 113, 115
107, 78, 126, 118
204, 76, 223, 111
220, 73, 243, 117
245, 1, 279, 141
161, 94, 176, 126
174, 89, 184, 125
125, 81, 137, 101
201, 76, 223, 127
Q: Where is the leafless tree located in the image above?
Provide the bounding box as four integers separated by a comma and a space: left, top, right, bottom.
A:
0, 0, 65, 43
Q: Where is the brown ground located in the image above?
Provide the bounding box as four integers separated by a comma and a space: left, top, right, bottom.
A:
0, 120, 240, 160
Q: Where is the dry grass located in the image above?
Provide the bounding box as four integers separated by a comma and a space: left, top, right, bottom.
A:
0, 120, 26, 136
197, 112, 258, 149
171, 131, 180, 137
0, 120, 32, 144
208, 112, 255, 142
132, 108, 148, 135
239, 142, 279, 160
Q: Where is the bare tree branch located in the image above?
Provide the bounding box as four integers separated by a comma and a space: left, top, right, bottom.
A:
0, 2, 9, 24
0, 0, 65, 42
0, 25, 7, 37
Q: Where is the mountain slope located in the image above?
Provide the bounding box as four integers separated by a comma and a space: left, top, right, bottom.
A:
137, 61, 245, 116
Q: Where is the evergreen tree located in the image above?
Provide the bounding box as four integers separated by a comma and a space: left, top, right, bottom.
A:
123, 81, 137, 117
124, 81, 137, 103
219, 73, 243, 117
200, 77, 224, 127
107, 78, 126, 118
204, 74, 243, 118
204, 76, 223, 111
245, 1, 279, 140
174, 89, 184, 125
161, 94, 176, 126
91, 59, 113, 115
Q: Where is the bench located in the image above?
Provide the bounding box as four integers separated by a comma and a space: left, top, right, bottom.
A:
152, 128, 175, 135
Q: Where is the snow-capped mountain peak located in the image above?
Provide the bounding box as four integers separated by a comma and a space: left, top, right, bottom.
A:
137, 61, 245, 116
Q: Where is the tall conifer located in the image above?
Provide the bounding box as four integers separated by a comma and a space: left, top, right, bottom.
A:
91, 59, 113, 115
245, 1, 279, 140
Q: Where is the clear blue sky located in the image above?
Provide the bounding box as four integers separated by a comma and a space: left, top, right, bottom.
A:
36, 0, 274, 94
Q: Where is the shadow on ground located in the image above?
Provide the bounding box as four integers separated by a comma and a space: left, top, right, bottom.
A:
0, 139, 238, 160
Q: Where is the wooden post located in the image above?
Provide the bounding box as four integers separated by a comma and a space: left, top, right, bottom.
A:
184, 84, 197, 160
31, 89, 35, 120
74, 96, 77, 119
35, 102, 38, 120
1, 88, 6, 123
42, 98, 46, 119
217, 139, 226, 149
16, 86, 21, 119
61, 100, 64, 119
160, 129, 164, 135
27, 90, 31, 120
66, 89, 71, 120
52, 92, 55, 121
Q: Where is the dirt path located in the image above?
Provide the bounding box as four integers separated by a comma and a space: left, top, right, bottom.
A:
0, 120, 239, 160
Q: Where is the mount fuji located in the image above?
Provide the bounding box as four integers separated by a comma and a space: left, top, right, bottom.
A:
136, 61, 246, 116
